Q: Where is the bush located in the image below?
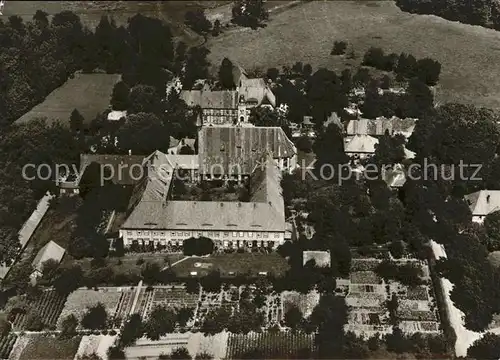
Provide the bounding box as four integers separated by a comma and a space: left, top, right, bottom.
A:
331, 41, 348, 55
183, 237, 215, 256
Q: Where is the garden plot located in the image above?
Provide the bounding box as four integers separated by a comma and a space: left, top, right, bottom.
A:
282, 290, 320, 318
0, 333, 17, 359
345, 257, 441, 339
227, 331, 315, 359
264, 293, 282, 327
134, 285, 200, 322
57, 288, 134, 328
8, 290, 67, 330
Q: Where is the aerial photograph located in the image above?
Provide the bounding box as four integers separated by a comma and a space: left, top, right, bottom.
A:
1, 0, 500, 359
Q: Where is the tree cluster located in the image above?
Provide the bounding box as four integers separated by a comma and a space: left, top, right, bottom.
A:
362, 47, 441, 86
232, 0, 269, 29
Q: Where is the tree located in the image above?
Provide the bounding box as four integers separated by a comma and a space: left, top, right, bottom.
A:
78, 353, 103, 360
331, 41, 347, 55
184, 10, 212, 35
183, 46, 211, 90
41, 258, 60, 280
70, 109, 84, 134
284, 305, 303, 328
170, 347, 192, 360
107, 346, 126, 360
201, 307, 231, 335
25, 310, 44, 331
362, 47, 386, 68
117, 112, 170, 154
218, 58, 235, 89
373, 132, 406, 166
120, 314, 143, 347
232, 0, 269, 29
484, 211, 500, 251
0, 313, 11, 337
409, 103, 500, 165
54, 265, 84, 294
266, 67, 279, 81
110, 81, 130, 111
143, 306, 176, 340
200, 270, 222, 293
59, 314, 78, 339
81, 303, 108, 330
389, 240, 405, 259
183, 237, 214, 256
380, 74, 391, 89
212, 20, 222, 36
177, 307, 194, 328
141, 262, 164, 285
313, 123, 349, 176
128, 85, 161, 114
416, 58, 441, 86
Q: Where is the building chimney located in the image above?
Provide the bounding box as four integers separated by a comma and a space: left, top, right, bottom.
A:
128, 149, 132, 156
487, 194, 491, 203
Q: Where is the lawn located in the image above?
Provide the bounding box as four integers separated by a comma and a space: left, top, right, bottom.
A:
207, 0, 500, 109
18, 334, 82, 360
15, 73, 121, 126
172, 252, 290, 278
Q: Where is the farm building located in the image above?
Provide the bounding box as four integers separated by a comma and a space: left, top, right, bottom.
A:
30, 241, 66, 282
464, 190, 500, 223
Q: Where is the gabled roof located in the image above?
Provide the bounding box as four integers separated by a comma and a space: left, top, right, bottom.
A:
346, 117, 416, 138
122, 155, 285, 232
239, 78, 277, 108
465, 190, 500, 216
180, 90, 238, 109
32, 241, 66, 273
198, 126, 296, 175
344, 135, 379, 154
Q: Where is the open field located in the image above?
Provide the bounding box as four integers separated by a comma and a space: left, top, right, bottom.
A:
207, 0, 500, 109
171, 253, 290, 278
15, 73, 120, 126
18, 334, 82, 360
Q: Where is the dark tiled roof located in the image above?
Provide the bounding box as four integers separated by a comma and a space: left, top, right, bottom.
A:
198, 126, 296, 175
180, 90, 238, 109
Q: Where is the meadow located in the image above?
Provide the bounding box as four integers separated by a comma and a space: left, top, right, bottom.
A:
14, 73, 120, 126
207, 0, 500, 109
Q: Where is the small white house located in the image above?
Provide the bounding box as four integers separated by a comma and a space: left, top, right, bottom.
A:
465, 190, 500, 223
30, 241, 66, 284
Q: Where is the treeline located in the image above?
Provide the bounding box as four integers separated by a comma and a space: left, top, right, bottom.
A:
396, 0, 500, 30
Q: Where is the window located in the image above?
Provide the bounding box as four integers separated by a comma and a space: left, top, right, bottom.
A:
137, 231, 142, 236
144, 231, 149, 235
160, 231, 165, 236
274, 233, 280, 238
127, 231, 132, 235
232, 232, 238, 237
263, 233, 269, 238
184, 232, 190, 237
177, 231, 183, 236
152, 231, 157, 236
208, 232, 213, 236
239, 232, 244, 237
256, 233, 261, 238
171, 232, 176, 236
224, 232, 229, 237
214, 232, 220, 237
248, 232, 253, 238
